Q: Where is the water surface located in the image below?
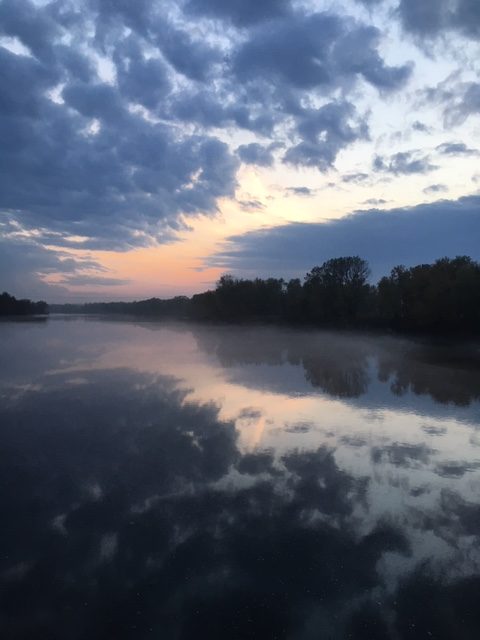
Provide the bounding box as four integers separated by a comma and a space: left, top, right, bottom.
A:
1, 317, 480, 639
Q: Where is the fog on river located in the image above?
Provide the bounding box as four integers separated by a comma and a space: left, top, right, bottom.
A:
1, 316, 480, 639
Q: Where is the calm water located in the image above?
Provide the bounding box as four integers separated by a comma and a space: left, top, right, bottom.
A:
1, 317, 480, 639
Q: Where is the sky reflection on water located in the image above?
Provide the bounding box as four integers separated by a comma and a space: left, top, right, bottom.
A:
1, 317, 480, 639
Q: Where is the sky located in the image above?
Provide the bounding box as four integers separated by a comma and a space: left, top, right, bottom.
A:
0, 0, 479, 302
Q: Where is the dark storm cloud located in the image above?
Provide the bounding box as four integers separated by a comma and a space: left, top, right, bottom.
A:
284, 101, 370, 170
0, 45, 238, 249
397, 0, 449, 36
89, 0, 222, 82
152, 19, 222, 83
168, 7, 411, 161
237, 143, 276, 167
169, 89, 276, 136
398, 0, 480, 40
233, 12, 412, 92
184, 0, 291, 26
0, 0, 239, 253
0, 0, 60, 61
207, 195, 480, 281
113, 37, 171, 110
0, 0, 418, 275
373, 151, 437, 175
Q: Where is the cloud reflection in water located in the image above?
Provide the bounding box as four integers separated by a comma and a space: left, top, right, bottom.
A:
0, 319, 480, 638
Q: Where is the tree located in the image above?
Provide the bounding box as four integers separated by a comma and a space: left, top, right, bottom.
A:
304, 257, 371, 325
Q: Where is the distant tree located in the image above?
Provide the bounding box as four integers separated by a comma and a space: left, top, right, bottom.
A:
0, 292, 49, 316
304, 257, 371, 325
214, 274, 284, 321
377, 257, 480, 331
284, 278, 304, 322
190, 291, 218, 320
305, 257, 370, 288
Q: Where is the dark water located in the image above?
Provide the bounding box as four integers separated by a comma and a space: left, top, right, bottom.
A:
1, 317, 480, 639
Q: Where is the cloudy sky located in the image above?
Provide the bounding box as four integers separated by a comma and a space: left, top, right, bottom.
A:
1, 0, 479, 301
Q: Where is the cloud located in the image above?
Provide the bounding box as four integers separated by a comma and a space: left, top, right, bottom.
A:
0, 0, 420, 253
0, 231, 122, 299
436, 142, 479, 156
342, 172, 369, 184
237, 143, 276, 167
237, 199, 265, 212
0, 1, 239, 253
446, 83, 480, 125
233, 12, 412, 92
363, 198, 387, 205
113, 36, 170, 109
435, 460, 480, 478
423, 184, 448, 194
284, 100, 369, 170
184, 0, 291, 26
426, 78, 480, 127
206, 194, 480, 280
374, 150, 437, 175
167, 8, 413, 175
0, 211, 132, 299
371, 442, 434, 468
152, 18, 222, 83
0, 0, 61, 62
398, 0, 480, 40
412, 120, 432, 133
0, 360, 413, 639
0, 0, 418, 277
169, 89, 276, 136
285, 187, 317, 197
58, 275, 131, 287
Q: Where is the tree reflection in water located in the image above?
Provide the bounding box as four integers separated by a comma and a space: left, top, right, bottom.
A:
193, 325, 480, 406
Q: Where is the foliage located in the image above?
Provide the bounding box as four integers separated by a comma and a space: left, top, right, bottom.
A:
377, 256, 480, 331
0, 292, 48, 316
50, 297, 190, 317
303, 257, 371, 324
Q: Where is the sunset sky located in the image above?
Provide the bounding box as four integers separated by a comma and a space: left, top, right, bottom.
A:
1, 0, 479, 302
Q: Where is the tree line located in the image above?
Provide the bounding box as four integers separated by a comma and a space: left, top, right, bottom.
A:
50, 255, 480, 334
50, 296, 190, 317
191, 256, 480, 333
0, 292, 49, 316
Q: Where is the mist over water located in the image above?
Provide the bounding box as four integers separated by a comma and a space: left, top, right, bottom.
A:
1, 317, 480, 639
